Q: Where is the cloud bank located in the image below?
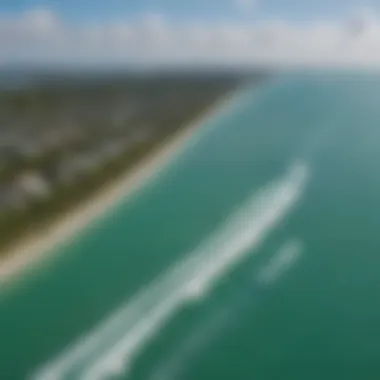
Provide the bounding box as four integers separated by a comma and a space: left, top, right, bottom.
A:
1, 7, 380, 67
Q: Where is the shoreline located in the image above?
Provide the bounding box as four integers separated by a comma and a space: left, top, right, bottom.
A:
0, 90, 237, 284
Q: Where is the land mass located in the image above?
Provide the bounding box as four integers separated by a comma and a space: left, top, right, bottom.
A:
0, 70, 267, 282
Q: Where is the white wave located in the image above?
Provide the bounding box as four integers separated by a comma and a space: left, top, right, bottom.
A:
148, 238, 304, 380
32, 161, 309, 380
257, 239, 303, 284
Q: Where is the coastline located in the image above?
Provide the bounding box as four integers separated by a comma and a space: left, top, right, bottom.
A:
0, 90, 237, 284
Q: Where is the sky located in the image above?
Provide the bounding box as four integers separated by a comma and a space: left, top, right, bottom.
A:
1, 0, 380, 67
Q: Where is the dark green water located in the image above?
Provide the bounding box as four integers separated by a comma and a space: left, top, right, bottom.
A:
1, 73, 380, 380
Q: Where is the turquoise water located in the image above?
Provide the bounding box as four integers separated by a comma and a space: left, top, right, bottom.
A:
1, 73, 380, 379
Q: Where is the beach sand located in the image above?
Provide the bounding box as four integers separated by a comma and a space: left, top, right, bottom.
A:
0, 92, 235, 284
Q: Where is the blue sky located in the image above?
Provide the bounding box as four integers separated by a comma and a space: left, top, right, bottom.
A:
1, 0, 380, 67
0, 0, 373, 24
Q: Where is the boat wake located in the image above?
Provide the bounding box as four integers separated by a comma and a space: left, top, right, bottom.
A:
32, 161, 309, 380
148, 238, 304, 380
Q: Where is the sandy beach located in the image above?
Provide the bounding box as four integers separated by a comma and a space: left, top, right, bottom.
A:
0, 92, 235, 284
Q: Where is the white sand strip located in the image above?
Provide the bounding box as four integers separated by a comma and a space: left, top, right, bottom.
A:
0, 92, 236, 284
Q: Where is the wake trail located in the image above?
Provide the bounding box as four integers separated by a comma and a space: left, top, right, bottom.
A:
32, 161, 309, 380
148, 238, 304, 380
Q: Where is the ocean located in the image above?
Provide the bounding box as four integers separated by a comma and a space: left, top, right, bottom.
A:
1, 72, 380, 380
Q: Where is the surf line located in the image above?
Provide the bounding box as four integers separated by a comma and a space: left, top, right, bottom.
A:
32, 161, 309, 380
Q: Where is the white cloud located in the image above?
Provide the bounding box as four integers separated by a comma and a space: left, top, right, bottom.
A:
345, 6, 380, 38
234, 0, 258, 13
23, 8, 58, 31
1, 7, 380, 67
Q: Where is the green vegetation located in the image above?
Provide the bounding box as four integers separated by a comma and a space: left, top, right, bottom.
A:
0, 72, 266, 256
